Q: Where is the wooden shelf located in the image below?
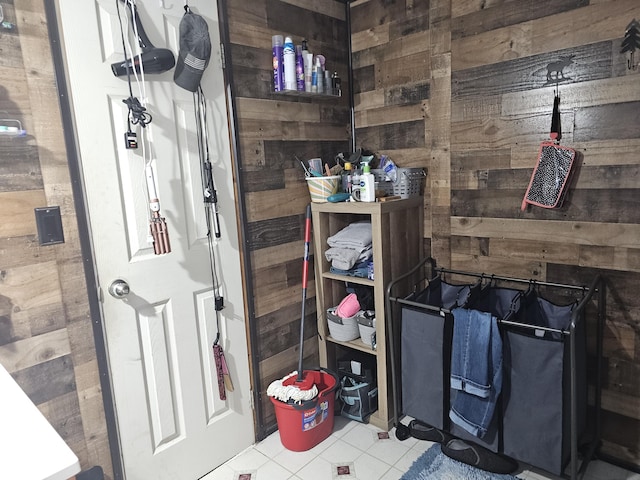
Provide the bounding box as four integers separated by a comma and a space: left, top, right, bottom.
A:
322, 272, 374, 287
326, 335, 377, 355
311, 197, 424, 431
272, 90, 341, 99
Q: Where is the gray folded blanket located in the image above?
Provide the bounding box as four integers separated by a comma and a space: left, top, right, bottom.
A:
327, 221, 372, 252
325, 245, 372, 270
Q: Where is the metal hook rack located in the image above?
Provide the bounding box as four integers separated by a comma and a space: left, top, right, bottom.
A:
621, 18, 640, 71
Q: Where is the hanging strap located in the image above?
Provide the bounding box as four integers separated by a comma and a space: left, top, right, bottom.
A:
195, 86, 221, 238
213, 344, 226, 400
550, 94, 561, 142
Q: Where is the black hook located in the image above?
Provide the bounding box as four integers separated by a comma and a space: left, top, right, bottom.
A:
629, 51, 638, 70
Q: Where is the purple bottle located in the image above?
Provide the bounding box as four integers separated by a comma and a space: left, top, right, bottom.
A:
272, 35, 284, 92
295, 45, 305, 91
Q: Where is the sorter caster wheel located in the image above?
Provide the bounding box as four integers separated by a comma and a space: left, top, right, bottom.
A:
395, 423, 411, 441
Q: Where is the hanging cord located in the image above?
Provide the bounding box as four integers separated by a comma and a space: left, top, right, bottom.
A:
194, 86, 224, 343
116, 0, 152, 132
194, 85, 233, 398
117, 0, 169, 254
195, 85, 221, 238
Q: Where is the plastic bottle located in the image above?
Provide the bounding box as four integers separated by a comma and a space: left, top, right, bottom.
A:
331, 71, 341, 96
295, 45, 305, 91
272, 35, 284, 92
315, 56, 323, 93
301, 40, 312, 92
283, 36, 296, 91
342, 162, 352, 193
359, 159, 376, 202
311, 55, 318, 92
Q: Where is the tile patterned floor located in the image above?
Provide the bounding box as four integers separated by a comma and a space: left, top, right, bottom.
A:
203, 416, 640, 480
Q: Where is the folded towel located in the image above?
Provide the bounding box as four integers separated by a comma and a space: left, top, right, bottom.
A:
325, 245, 372, 271
329, 260, 370, 278
327, 221, 372, 252
449, 307, 503, 438
324, 247, 360, 270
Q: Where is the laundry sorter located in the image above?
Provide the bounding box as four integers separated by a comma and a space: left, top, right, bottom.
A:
385, 257, 606, 480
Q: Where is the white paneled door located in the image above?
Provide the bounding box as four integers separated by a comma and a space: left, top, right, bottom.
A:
56, 1, 254, 478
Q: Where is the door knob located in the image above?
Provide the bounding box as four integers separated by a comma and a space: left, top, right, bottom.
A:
108, 279, 130, 299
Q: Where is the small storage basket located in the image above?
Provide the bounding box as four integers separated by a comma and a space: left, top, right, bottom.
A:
372, 168, 426, 199
355, 311, 376, 347
306, 175, 340, 203
327, 308, 360, 342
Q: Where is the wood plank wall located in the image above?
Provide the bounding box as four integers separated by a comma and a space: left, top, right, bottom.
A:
351, 0, 640, 468
0, 0, 112, 477
4, 0, 637, 473
223, 0, 351, 431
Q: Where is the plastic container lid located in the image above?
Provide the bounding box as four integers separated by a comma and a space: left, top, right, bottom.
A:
272, 35, 283, 47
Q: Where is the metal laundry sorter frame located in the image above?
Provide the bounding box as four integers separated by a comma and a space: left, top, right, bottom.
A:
385, 257, 606, 480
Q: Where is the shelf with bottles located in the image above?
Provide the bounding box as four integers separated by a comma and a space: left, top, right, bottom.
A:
272, 34, 342, 100
272, 89, 341, 99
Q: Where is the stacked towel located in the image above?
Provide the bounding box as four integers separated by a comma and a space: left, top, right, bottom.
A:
325, 222, 373, 271
327, 221, 372, 250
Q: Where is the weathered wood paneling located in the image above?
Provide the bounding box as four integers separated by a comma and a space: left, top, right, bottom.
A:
4, 0, 635, 470
226, 0, 350, 433
0, 0, 112, 477
449, 0, 640, 466
352, 0, 640, 468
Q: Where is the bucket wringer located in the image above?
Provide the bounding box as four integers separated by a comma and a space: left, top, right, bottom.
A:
267, 204, 338, 451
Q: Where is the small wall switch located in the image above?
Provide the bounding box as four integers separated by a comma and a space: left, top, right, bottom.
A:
35, 206, 65, 246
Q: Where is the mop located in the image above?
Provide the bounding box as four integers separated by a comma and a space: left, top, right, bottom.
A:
267, 204, 318, 403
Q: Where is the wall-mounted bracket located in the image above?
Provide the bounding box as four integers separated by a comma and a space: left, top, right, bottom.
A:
621, 19, 640, 70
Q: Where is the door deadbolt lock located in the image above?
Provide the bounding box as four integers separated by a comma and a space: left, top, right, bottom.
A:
108, 279, 130, 299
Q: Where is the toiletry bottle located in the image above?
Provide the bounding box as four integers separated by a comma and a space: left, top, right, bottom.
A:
283, 36, 296, 91
324, 70, 332, 95
295, 45, 305, 91
351, 165, 360, 197
272, 35, 284, 92
359, 160, 376, 202
301, 40, 312, 92
315, 56, 323, 93
311, 55, 318, 92
331, 71, 341, 96
342, 162, 352, 194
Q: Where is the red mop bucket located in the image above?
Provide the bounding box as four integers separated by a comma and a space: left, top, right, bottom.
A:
270, 369, 339, 451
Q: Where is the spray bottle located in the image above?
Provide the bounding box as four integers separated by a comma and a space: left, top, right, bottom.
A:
295, 45, 305, 91
359, 158, 376, 202
283, 36, 296, 90
272, 35, 284, 91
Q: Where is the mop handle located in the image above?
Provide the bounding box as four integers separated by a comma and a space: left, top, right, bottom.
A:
302, 203, 312, 289
297, 204, 312, 381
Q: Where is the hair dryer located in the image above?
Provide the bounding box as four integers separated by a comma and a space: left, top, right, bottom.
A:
111, 0, 175, 77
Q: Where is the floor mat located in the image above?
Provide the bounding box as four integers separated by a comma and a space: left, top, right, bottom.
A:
401, 444, 524, 480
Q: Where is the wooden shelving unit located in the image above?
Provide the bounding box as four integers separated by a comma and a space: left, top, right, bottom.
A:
273, 90, 341, 99
311, 197, 424, 430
